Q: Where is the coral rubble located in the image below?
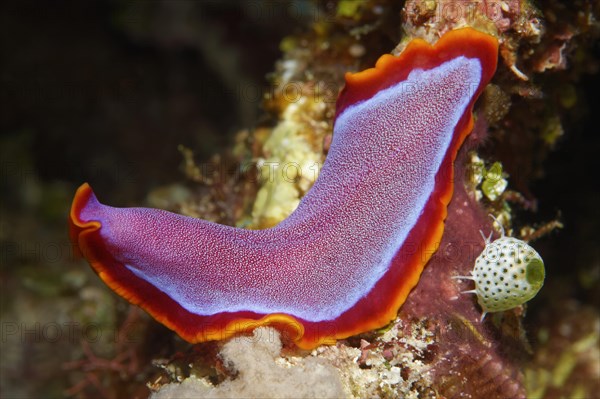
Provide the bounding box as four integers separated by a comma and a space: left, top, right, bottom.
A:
151, 328, 345, 399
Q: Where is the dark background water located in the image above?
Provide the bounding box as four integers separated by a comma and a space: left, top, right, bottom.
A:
2, 0, 309, 202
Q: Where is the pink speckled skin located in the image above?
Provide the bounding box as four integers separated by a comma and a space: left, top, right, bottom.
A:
70, 28, 498, 349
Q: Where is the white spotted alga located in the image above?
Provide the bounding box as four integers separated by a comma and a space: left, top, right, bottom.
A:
455, 216, 545, 321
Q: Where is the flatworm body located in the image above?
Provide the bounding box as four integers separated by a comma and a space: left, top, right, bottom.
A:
70, 28, 498, 349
